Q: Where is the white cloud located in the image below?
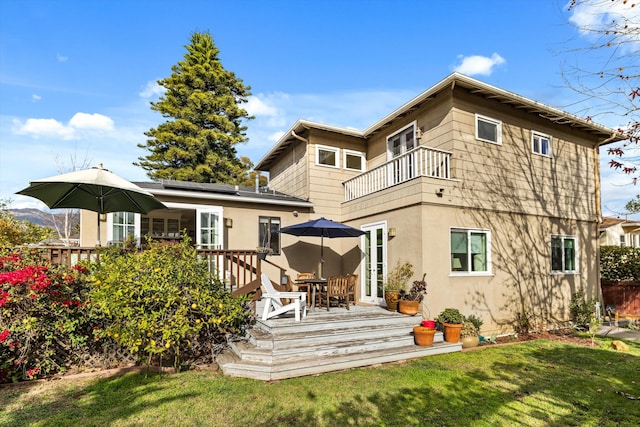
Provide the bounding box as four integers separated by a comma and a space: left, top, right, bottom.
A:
12, 113, 115, 140
452, 53, 506, 76
13, 118, 75, 140
246, 95, 279, 117
32, 94, 41, 102
56, 53, 68, 62
139, 80, 165, 99
567, 0, 640, 47
68, 112, 114, 130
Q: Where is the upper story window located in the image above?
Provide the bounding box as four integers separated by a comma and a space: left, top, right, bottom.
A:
532, 131, 552, 157
476, 114, 502, 145
450, 228, 491, 275
343, 150, 366, 172
316, 145, 340, 168
259, 216, 281, 255
387, 122, 416, 159
551, 235, 578, 273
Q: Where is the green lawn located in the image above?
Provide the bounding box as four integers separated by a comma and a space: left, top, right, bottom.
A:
2, 337, 639, 427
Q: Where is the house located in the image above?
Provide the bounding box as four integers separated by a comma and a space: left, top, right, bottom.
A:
81, 73, 623, 336
599, 217, 640, 247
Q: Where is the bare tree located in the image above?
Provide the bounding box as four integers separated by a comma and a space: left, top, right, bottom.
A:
564, 0, 640, 183
35, 151, 92, 245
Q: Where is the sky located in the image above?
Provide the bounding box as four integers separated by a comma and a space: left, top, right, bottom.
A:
1, 0, 639, 219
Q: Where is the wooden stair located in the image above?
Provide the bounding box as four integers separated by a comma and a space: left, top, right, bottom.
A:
216, 305, 461, 381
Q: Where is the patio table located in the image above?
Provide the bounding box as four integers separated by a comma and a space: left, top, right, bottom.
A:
295, 278, 327, 310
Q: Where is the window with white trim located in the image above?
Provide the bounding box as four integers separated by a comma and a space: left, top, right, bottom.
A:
551, 235, 577, 273
532, 131, 552, 157
316, 145, 340, 168
387, 122, 416, 159
343, 149, 366, 172
111, 212, 136, 242
259, 216, 281, 255
450, 228, 491, 274
476, 114, 502, 145
620, 234, 626, 247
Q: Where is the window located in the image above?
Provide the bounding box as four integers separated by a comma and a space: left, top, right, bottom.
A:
387, 122, 416, 159
141, 216, 181, 237
112, 212, 136, 242
450, 228, 491, 274
551, 235, 577, 273
316, 145, 340, 168
476, 114, 502, 145
620, 234, 626, 247
343, 150, 366, 172
532, 131, 552, 156
259, 216, 281, 255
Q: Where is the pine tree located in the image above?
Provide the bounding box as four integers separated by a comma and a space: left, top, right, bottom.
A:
136, 31, 253, 183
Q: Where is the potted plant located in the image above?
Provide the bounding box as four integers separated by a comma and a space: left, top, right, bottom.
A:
256, 246, 272, 260
460, 322, 480, 348
398, 273, 427, 316
436, 308, 465, 343
383, 260, 413, 312
466, 314, 484, 342
413, 319, 437, 346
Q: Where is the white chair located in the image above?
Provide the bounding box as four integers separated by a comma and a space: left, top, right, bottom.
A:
260, 273, 307, 321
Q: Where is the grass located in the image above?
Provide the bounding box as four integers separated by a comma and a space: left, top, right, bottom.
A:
2, 336, 639, 427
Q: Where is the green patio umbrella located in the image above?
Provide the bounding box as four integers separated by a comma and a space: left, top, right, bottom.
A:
17, 164, 166, 246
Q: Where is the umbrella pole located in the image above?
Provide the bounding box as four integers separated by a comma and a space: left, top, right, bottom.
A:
320, 236, 324, 279
96, 212, 101, 247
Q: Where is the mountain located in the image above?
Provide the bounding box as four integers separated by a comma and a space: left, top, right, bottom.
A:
9, 208, 80, 237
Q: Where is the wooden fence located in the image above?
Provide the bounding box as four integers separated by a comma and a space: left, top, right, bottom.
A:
601, 280, 640, 317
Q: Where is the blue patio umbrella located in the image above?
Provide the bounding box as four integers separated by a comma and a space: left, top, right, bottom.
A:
279, 217, 365, 277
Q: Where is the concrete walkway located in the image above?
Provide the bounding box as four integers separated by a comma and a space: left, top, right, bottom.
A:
597, 324, 640, 342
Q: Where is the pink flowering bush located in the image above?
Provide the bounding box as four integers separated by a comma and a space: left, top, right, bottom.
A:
0, 250, 105, 382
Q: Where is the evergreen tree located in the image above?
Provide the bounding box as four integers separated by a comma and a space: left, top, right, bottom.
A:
136, 31, 253, 183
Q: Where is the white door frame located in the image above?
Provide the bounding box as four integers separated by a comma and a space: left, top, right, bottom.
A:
360, 221, 387, 305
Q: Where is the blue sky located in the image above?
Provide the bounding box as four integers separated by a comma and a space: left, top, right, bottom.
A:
1, 0, 638, 219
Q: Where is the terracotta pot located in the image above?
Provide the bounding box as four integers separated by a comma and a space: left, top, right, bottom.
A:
398, 300, 420, 315
461, 335, 480, 348
384, 290, 400, 311
443, 323, 463, 343
413, 326, 436, 346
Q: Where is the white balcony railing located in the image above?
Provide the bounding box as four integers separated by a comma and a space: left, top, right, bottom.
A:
344, 146, 452, 202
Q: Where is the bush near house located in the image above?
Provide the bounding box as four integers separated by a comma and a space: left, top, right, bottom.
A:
89, 237, 254, 369
0, 238, 255, 383
0, 249, 105, 382
600, 246, 640, 281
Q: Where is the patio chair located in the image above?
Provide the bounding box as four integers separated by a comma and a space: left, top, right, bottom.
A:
260, 273, 307, 321
317, 275, 350, 311
346, 273, 358, 303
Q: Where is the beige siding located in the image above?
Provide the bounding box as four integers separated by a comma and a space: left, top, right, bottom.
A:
268, 140, 309, 200
449, 90, 599, 221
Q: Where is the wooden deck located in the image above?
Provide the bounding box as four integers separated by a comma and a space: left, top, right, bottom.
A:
216, 304, 461, 381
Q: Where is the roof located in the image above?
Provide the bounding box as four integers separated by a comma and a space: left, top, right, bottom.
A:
255, 73, 624, 171
600, 216, 640, 230
134, 180, 313, 208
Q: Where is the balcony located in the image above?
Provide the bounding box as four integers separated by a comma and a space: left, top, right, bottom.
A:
343, 146, 452, 202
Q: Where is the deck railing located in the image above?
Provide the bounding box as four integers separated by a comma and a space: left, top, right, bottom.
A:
12, 246, 274, 298
343, 146, 452, 202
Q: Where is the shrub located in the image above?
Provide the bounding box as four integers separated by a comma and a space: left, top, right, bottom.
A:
0, 250, 103, 382
89, 237, 254, 369
570, 290, 597, 330
600, 245, 640, 281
